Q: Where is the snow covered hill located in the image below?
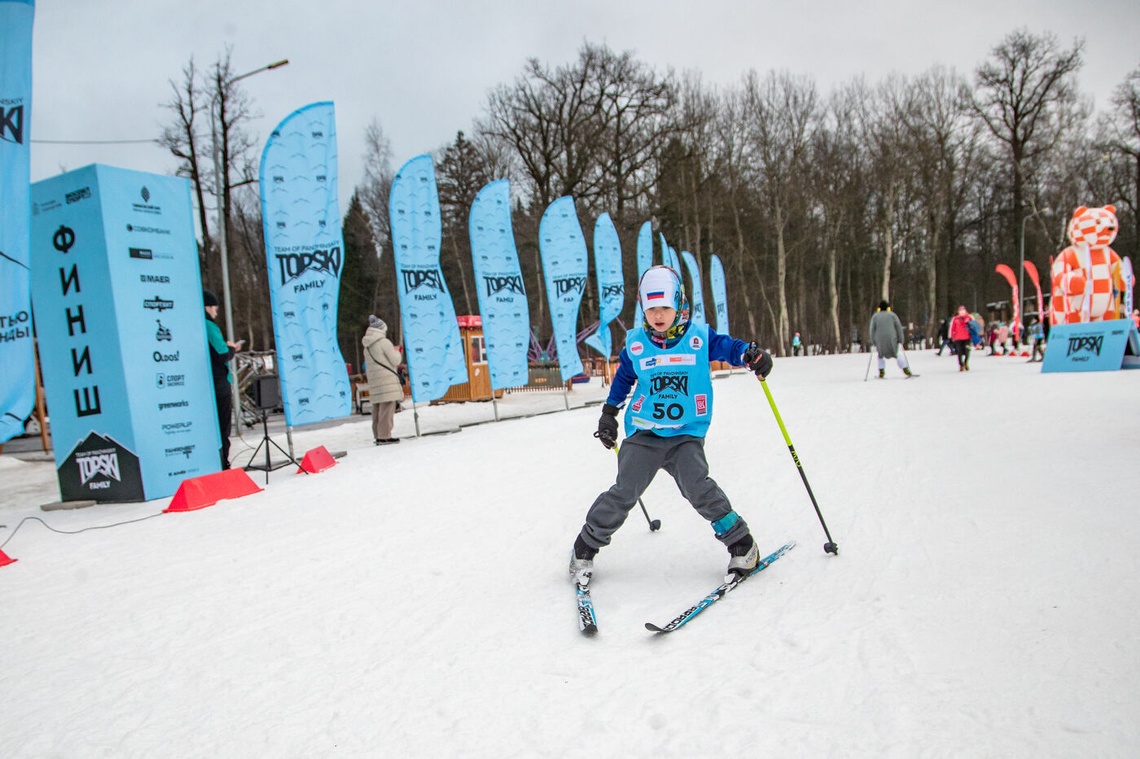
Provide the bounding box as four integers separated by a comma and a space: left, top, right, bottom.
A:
2, 350, 1137, 757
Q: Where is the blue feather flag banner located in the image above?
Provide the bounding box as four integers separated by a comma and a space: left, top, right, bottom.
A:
710, 254, 728, 333
583, 213, 624, 359
661, 237, 681, 274
680, 250, 706, 326
469, 179, 529, 390
538, 197, 587, 381
634, 221, 653, 327
0, 0, 35, 443
389, 154, 466, 402
259, 101, 353, 426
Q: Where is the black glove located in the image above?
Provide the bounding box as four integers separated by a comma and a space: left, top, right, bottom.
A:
594, 403, 619, 449
742, 342, 773, 378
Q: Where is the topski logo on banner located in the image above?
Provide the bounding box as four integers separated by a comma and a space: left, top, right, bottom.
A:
469, 179, 529, 390
389, 154, 465, 402
538, 197, 588, 381
0, 0, 36, 443
259, 101, 352, 426
584, 213, 624, 360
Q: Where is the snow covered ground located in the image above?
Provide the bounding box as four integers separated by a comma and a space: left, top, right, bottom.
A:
2, 349, 1138, 758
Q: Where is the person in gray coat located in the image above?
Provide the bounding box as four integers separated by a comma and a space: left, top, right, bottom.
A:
362, 315, 405, 444
869, 300, 916, 378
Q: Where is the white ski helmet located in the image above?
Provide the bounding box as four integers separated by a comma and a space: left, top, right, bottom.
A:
638, 265, 689, 332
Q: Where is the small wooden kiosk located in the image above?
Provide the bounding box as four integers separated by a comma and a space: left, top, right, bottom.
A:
437, 315, 496, 403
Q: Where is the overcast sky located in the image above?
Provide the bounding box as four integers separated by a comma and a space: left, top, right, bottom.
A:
27, 0, 1140, 215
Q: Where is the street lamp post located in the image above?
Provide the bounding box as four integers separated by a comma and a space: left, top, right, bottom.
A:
208, 58, 288, 437
1019, 207, 1052, 326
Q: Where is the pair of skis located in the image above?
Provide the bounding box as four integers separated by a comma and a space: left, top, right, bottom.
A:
576, 541, 795, 635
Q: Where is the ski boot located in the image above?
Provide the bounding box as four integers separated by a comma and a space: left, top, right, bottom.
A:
569, 534, 597, 583
726, 534, 759, 579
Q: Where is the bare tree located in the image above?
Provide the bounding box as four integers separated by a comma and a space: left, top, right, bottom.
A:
483, 47, 604, 210
481, 41, 675, 220
359, 118, 395, 263
972, 29, 1084, 261
1106, 66, 1140, 256
159, 57, 214, 279
899, 66, 985, 335
709, 83, 757, 338
592, 47, 677, 224
743, 70, 818, 353
665, 72, 718, 256
159, 47, 271, 347
811, 84, 865, 352
857, 75, 918, 308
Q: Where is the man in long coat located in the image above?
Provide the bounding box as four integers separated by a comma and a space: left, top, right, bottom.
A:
869, 300, 916, 379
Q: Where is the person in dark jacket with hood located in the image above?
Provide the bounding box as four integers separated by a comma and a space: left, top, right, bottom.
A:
204, 289, 242, 469
868, 300, 915, 378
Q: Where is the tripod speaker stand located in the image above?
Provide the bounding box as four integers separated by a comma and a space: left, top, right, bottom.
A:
243, 375, 299, 483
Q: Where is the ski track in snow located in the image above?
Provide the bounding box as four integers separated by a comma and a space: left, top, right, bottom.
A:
2, 350, 1138, 757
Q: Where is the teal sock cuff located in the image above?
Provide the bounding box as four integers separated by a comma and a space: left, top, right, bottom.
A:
711, 511, 740, 537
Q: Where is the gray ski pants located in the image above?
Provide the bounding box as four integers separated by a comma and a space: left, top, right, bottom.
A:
579, 431, 750, 551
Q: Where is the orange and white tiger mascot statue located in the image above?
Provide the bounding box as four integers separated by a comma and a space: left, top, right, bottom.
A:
1049, 205, 1125, 325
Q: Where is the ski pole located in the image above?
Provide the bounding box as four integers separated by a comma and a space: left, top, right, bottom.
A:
613, 445, 661, 531
758, 376, 838, 555
863, 349, 873, 381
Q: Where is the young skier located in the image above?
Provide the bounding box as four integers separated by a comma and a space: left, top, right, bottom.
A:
568, 265, 773, 584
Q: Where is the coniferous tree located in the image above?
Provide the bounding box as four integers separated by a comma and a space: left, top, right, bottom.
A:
338, 192, 380, 375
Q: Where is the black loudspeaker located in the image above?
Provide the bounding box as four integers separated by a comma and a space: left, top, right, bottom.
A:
250, 375, 281, 411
